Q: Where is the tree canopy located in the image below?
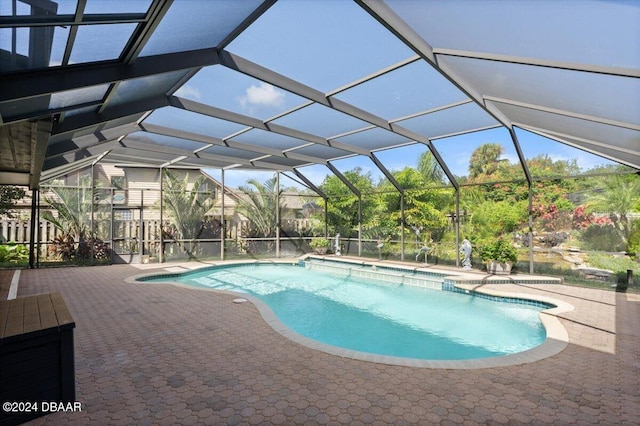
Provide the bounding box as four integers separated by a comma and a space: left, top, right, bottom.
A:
0, 186, 26, 217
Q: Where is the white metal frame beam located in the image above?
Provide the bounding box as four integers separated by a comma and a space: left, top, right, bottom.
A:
433, 48, 640, 79
520, 125, 640, 169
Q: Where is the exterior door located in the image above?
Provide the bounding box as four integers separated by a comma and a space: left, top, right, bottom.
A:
112, 208, 141, 263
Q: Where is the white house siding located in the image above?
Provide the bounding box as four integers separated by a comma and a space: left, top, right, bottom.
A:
124, 168, 162, 207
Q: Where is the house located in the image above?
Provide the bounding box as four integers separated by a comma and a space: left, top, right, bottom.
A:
1, 164, 323, 260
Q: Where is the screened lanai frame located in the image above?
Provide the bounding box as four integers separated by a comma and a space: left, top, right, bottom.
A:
1, 0, 638, 271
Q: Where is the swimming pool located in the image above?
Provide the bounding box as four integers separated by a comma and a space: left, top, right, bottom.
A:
141, 263, 551, 361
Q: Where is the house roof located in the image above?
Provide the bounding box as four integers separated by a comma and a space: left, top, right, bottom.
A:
1, 0, 638, 191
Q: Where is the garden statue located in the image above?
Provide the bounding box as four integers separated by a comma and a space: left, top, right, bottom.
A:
334, 233, 341, 256
376, 240, 384, 260
460, 239, 472, 270
416, 245, 430, 264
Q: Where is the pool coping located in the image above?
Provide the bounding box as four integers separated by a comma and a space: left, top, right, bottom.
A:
126, 259, 573, 369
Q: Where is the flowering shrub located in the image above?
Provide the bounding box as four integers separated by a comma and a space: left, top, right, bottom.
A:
533, 203, 571, 231
572, 206, 612, 230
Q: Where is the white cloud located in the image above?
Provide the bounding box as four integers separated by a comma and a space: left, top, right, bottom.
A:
174, 84, 201, 99
502, 153, 520, 164
239, 82, 285, 109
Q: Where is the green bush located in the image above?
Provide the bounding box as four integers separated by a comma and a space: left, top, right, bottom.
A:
477, 238, 518, 263
628, 220, 640, 258
581, 224, 625, 252
309, 238, 329, 249
468, 200, 528, 241
0, 243, 29, 264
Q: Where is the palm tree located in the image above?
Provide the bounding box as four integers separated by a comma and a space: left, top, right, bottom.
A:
468, 143, 504, 178
236, 176, 282, 238
162, 170, 215, 258
417, 151, 445, 185
41, 179, 103, 261
587, 174, 640, 247
41, 185, 91, 242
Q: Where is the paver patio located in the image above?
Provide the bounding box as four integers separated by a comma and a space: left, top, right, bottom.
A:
6, 262, 639, 425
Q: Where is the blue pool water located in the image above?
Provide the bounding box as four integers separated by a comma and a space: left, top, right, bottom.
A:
146, 264, 547, 360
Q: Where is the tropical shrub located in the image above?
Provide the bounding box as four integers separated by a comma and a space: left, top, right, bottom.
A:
41, 185, 92, 243
40, 182, 112, 262
628, 220, 640, 258
49, 233, 76, 261
49, 233, 111, 262
76, 237, 111, 260
0, 243, 29, 263
469, 200, 527, 240
309, 237, 329, 249
477, 238, 518, 263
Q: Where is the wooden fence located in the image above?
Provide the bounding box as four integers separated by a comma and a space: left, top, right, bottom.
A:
1, 217, 316, 246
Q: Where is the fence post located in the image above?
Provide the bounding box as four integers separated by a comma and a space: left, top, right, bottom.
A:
221, 169, 225, 261
29, 189, 37, 268
276, 172, 280, 258
36, 190, 40, 267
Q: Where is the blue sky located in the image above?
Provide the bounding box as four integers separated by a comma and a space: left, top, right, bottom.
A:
146, 0, 628, 190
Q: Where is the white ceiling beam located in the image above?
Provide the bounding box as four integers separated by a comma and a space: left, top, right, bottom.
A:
433, 48, 640, 79
485, 97, 640, 131
517, 124, 640, 169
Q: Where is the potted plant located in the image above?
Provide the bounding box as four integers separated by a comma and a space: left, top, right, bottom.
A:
478, 238, 518, 275
309, 237, 330, 255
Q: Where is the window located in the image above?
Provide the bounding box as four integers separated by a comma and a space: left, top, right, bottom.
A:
111, 176, 126, 189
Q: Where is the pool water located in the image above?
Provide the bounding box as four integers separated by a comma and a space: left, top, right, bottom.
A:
157, 264, 547, 360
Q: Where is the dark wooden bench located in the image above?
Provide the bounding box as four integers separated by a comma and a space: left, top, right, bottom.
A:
0, 293, 76, 426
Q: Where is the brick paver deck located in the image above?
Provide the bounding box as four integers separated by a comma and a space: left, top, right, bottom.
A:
7, 263, 639, 425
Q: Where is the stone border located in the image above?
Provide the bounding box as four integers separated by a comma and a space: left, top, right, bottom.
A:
126, 261, 573, 369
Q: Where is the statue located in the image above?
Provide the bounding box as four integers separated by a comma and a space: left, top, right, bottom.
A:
416, 245, 430, 263
376, 240, 384, 260
460, 239, 472, 270
334, 233, 341, 256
